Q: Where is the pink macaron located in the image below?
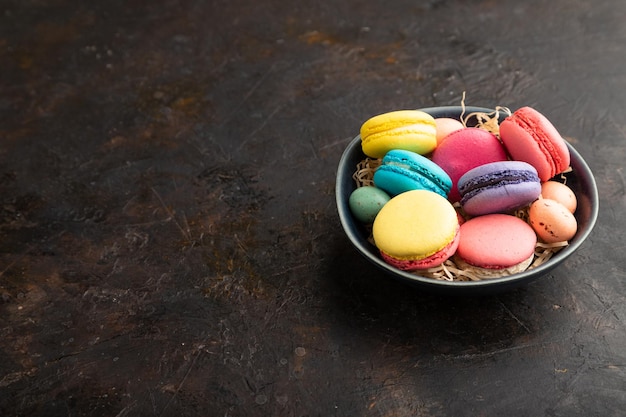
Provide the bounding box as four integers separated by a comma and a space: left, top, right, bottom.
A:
454, 214, 537, 278
432, 127, 509, 202
499, 107, 570, 181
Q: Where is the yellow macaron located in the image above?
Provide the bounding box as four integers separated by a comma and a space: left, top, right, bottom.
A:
360, 110, 437, 158
372, 189, 460, 270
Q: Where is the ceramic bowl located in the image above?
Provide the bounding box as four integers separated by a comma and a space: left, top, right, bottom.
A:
335, 106, 599, 295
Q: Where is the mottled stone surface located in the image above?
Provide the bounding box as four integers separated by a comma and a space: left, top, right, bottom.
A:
1, 0, 625, 415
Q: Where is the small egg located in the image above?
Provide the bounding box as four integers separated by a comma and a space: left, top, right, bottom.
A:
349, 186, 391, 224
435, 118, 464, 145
541, 181, 577, 213
529, 198, 577, 243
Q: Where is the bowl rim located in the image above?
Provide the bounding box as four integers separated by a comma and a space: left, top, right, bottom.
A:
335, 106, 599, 294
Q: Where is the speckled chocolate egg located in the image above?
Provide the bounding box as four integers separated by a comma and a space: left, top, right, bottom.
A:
541, 181, 577, 213
529, 198, 577, 243
349, 186, 390, 223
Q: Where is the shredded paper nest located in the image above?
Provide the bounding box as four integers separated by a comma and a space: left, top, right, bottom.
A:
352, 108, 571, 282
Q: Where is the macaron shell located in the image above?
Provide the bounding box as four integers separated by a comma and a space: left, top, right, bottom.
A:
456, 214, 537, 269
500, 107, 571, 181
360, 110, 437, 158
529, 198, 578, 243
432, 127, 508, 202
373, 190, 459, 262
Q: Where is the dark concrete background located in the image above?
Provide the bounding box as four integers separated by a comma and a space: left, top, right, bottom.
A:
1, 0, 625, 415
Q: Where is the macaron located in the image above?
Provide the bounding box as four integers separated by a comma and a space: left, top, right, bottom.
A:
432, 127, 508, 202
499, 107, 571, 181
454, 214, 537, 279
360, 110, 437, 158
372, 190, 460, 271
458, 161, 541, 216
435, 117, 464, 145
373, 149, 452, 198
528, 198, 578, 243
540, 181, 577, 213
348, 186, 391, 223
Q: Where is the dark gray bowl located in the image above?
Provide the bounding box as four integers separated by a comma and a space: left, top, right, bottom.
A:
335, 106, 599, 295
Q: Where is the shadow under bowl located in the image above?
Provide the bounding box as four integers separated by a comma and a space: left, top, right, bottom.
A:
335, 106, 599, 295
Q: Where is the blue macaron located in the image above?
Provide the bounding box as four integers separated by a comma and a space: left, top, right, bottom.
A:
373, 149, 452, 197
458, 161, 541, 216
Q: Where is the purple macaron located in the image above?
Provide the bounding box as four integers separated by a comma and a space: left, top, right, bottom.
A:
458, 161, 541, 216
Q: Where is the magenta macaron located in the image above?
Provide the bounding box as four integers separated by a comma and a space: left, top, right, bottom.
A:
432, 127, 508, 202
458, 161, 541, 216
499, 107, 571, 181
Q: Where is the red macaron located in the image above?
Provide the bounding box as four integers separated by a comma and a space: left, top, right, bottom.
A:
499, 107, 571, 182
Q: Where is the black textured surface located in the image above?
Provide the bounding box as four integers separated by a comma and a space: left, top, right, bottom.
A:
1, 0, 624, 415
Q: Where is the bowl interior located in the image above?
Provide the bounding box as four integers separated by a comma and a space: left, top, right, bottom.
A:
336, 106, 599, 295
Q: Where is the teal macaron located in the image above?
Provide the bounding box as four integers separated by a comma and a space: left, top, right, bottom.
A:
373, 149, 452, 198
